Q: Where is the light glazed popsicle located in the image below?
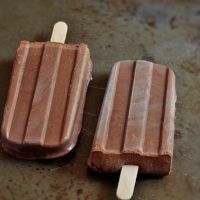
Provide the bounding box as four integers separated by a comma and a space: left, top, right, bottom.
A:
1, 22, 92, 159
88, 60, 176, 176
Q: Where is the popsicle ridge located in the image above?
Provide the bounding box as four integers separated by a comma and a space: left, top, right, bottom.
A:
4, 42, 30, 139
159, 68, 176, 155
92, 63, 120, 150
58, 48, 78, 143
21, 43, 45, 144
120, 61, 136, 152
24, 43, 63, 145
158, 68, 169, 154
61, 45, 90, 143
122, 60, 153, 153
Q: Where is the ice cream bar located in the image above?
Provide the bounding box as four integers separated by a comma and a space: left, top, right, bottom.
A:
1, 22, 92, 159
88, 60, 176, 199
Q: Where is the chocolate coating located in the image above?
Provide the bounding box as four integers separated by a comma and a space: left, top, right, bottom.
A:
88, 60, 176, 176
1, 41, 92, 159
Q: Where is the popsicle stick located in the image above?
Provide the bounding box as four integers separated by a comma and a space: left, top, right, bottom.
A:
50, 21, 68, 44
117, 165, 139, 200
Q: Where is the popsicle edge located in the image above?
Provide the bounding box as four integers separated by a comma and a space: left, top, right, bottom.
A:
2, 43, 30, 138
91, 62, 120, 150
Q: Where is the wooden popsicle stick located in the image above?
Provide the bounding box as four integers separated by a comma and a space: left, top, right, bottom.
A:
50, 21, 68, 44
116, 165, 139, 200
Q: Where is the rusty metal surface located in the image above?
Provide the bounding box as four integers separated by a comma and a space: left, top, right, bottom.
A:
0, 0, 199, 199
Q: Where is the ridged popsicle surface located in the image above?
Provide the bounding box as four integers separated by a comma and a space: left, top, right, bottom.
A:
88, 60, 176, 175
2, 41, 92, 158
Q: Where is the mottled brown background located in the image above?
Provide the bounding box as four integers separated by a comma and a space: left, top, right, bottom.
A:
0, 0, 199, 199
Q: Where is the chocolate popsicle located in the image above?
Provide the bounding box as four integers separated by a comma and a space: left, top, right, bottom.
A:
88, 60, 176, 199
1, 22, 92, 159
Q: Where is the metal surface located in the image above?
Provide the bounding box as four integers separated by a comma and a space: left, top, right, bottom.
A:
0, 0, 199, 199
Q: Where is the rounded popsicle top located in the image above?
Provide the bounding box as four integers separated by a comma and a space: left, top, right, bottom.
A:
50, 21, 68, 44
